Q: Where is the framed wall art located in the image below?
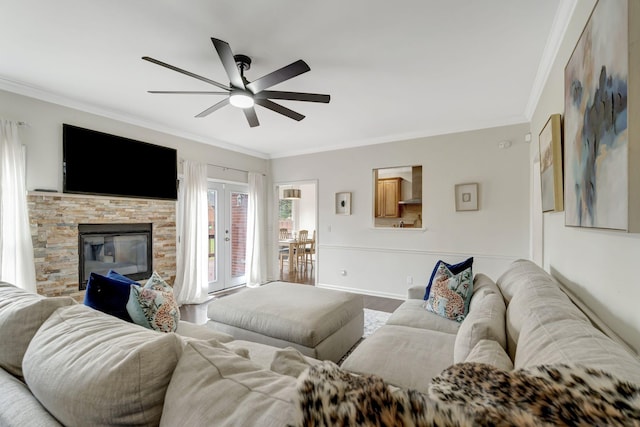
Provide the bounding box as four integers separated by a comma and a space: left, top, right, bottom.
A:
564, 0, 640, 231
335, 192, 351, 215
539, 113, 563, 212
455, 183, 478, 212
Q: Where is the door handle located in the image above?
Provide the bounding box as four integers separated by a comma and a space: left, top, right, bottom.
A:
225, 237, 230, 242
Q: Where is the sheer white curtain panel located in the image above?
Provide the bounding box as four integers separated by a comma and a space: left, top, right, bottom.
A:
0, 120, 36, 292
173, 160, 209, 304
245, 172, 266, 287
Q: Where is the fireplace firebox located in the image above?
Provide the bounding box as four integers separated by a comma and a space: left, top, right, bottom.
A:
78, 223, 152, 290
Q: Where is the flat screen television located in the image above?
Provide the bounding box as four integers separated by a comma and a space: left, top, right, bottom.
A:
63, 124, 178, 200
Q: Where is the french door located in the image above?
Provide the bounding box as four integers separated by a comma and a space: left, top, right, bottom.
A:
207, 182, 248, 292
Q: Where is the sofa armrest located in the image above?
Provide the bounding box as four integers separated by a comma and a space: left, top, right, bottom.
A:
407, 285, 425, 300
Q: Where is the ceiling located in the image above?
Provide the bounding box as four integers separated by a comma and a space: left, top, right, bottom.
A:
0, 0, 573, 159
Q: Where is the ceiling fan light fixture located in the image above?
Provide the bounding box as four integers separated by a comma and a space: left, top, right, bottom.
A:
229, 90, 254, 109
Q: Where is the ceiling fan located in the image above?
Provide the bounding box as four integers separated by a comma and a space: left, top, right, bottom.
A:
142, 38, 330, 128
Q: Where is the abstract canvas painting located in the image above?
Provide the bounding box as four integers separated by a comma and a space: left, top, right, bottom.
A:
564, 0, 628, 229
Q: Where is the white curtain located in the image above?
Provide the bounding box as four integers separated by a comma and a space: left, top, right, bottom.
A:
173, 160, 209, 304
0, 120, 36, 292
245, 172, 266, 288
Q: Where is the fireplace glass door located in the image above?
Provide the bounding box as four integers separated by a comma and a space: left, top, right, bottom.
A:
207, 182, 248, 292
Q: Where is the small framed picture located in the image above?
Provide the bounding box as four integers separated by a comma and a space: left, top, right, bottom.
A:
455, 183, 478, 211
335, 192, 351, 215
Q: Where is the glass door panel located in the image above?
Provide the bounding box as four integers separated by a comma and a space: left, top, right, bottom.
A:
207, 182, 248, 293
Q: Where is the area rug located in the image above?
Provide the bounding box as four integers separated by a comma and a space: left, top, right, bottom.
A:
338, 308, 391, 365
363, 308, 392, 338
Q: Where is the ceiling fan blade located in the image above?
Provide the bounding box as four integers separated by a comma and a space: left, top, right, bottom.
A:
148, 91, 228, 95
211, 38, 245, 89
255, 99, 305, 121
255, 90, 330, 103
195, 98, 230, 118
243, 107, 260, 128
142, 56, 230, 91
246, 60, 310, 93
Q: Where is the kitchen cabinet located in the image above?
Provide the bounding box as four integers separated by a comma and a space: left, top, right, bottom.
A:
376, 178, 401, 218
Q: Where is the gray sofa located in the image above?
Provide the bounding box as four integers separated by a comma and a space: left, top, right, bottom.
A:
2, 259, 640, 426
0, 281, 314, 426
341, 259, 640, 393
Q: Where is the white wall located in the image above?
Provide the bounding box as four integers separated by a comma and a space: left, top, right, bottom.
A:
530, 0, 640, 354
0, 90, 268, 190
270, 123, 531, 298
296, 183, 317, 233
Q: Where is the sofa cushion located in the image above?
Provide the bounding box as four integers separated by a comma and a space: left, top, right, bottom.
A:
0, 368, 63, 427
0, 283, 76, 378
22, 304, 183, 426
453, 292, 506, 363
224, 339, 320, 371
425, 263, 473, 322
496, 259, 551, 303
126, 272, 180, 332
470, 273, 501, 303
464, 339, 513, 371
160, 339, 298, 427
175, 320, 234, 343
505, 278, 588, 360
340, 325, 456, 393
270, 347, 314, 378
514, 316, 640, 385
386, 299, 461, 334
83, 271, 134, 322
423, 257, 473, 300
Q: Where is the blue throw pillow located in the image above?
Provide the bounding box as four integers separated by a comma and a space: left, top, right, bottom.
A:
423, 257, 473, 300
83, 272, 135, 322
106, 269, 139, 285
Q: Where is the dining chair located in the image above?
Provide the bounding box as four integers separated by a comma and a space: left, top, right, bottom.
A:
292, 239, 307, 272
305, 230, 316, 269
279, 228, 290, 240
297, 229, 309, 242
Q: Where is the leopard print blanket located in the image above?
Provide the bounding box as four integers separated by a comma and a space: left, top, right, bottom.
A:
289, 361, 640, 426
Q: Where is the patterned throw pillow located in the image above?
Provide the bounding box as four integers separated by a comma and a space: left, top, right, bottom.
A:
424, 263, 473, 322
126, 272, 180, 332
423, 257, 473, 300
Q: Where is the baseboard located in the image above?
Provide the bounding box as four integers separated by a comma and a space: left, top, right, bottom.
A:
316, 282, 405, 300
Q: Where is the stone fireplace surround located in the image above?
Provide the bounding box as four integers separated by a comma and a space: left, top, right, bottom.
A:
28, 192, 176, 301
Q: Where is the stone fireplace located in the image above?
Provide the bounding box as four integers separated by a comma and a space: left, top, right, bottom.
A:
28, 192, 176, 301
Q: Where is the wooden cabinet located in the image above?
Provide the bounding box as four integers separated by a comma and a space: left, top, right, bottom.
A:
376, 178, 401, 218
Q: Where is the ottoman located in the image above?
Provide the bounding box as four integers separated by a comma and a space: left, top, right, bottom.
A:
206, 282, 364, 362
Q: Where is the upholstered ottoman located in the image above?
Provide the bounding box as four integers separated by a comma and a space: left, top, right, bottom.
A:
206, 282, 364, 362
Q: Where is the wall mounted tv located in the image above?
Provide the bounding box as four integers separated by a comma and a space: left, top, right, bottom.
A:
63, 124, 178, 200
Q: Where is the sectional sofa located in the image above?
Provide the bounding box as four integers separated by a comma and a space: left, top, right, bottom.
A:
342, 259, 640, 393
1, 259, 640, 425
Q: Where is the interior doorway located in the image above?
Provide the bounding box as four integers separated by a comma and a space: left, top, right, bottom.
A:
275, 181, 318, 285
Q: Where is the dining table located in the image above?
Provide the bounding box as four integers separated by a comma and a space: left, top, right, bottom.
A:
278, 237, 313, 272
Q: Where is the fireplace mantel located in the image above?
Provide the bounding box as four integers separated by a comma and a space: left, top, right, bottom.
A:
27, 192, 176, 301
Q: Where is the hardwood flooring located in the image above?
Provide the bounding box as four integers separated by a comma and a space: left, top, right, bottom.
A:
363, 294, 404, 313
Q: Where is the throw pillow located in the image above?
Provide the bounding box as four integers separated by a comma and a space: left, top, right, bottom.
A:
106, 269, 139, 285
423, 257, 473, 300
83, 272, 135, 322
424, 263, 473, 322
126, 272, 180, 332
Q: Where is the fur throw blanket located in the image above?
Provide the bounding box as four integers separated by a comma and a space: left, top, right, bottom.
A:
289, 362, 640, 427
